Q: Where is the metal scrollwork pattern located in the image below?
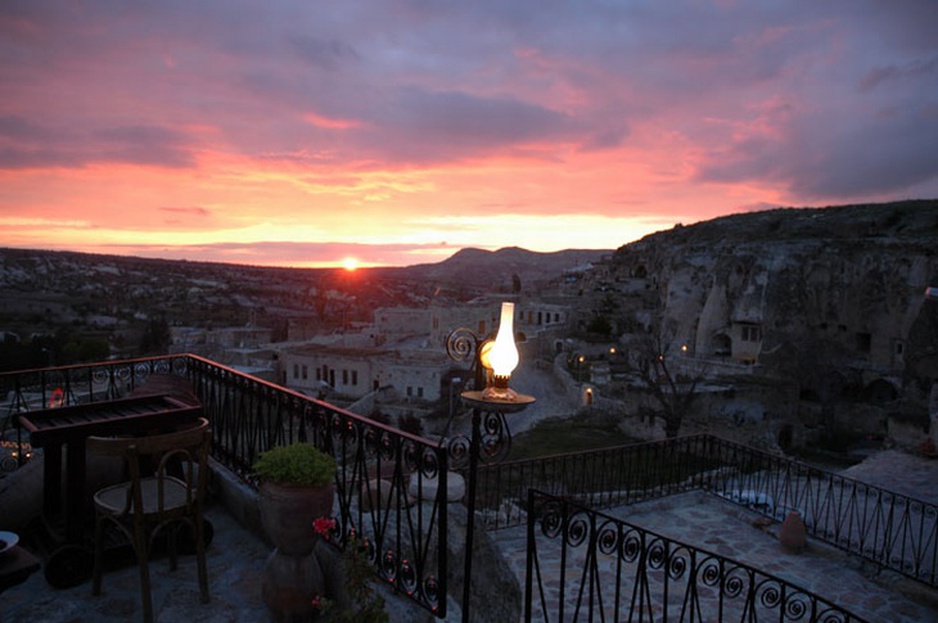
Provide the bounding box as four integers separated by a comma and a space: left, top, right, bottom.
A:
528, 490, 866, 623
443, 407, 512, 470
445, 434, 472, 470
478, 409, 511, 465
539, 499, 565, 539
445, 327, 478, 363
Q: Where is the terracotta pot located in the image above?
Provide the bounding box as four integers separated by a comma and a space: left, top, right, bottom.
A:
779, 510, 807, 554
259, 481, 335, 556
261, 549, 326, 622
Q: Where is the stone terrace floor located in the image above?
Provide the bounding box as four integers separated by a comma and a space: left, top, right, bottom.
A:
2, 449, 938, 622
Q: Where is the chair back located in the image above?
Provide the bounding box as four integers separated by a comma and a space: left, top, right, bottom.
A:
87, 417, 211, 518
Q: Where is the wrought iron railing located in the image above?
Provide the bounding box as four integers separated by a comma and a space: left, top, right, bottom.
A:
475, 435, 721, 529
700, 436, 938, 590
478, 434, 938, 590
524, 490, 868, 623
0, 355, 449, 617
5, 358, 935, 613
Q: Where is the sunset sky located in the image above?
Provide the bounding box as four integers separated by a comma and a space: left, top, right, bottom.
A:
1, 2, 936, 268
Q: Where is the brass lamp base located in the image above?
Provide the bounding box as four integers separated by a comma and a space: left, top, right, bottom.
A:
460, 390, 535, 413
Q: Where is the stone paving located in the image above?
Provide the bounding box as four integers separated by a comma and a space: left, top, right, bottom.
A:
0, 504, 272, 623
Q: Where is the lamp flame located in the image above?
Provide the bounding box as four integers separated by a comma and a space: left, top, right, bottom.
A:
489, 302, 518, 378
482, 302, 519, 400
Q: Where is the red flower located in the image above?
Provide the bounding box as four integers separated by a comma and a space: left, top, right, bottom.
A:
313, 517, 336, 539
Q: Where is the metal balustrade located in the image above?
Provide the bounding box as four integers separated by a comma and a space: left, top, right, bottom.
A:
479, 434, 937, 590
524, 490, 868, 623
700, 436, 938, 589
476, 435, 721, 530
1, 355, 449, 616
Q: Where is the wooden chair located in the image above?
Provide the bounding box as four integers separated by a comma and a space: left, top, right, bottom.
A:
87, 417, 211, 623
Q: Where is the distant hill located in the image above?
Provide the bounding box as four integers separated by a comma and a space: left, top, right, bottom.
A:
376, 246, 610, 290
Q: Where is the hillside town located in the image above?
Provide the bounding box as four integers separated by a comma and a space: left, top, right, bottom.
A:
3, 201, 938, 623
3, 201, 937, 460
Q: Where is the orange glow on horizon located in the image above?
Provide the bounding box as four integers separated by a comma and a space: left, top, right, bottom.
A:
342, 257, 359, 271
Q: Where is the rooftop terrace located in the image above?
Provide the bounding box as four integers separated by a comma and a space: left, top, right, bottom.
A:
1, 355, 937, 622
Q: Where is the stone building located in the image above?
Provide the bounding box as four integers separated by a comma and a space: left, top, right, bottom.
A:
280, 343, 450, 403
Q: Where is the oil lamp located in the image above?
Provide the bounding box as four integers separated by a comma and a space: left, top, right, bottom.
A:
481, 302, 519, 401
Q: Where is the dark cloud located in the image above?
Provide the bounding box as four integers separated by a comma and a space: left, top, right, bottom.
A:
0, 115, 56, 141
95, 125, 194, 168
361, 88, 578, 162
0, 119, 195, 170
697, 100, 938, 199
289, 35, 359, 70
0, 117, 83, 168
859, 56, 938, 92
578, 127, 628, 152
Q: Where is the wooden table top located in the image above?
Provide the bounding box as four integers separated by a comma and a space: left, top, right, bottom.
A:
15, 394, 202, 446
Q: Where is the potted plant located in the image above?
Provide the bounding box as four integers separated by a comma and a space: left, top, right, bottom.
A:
253, 442, 337, 556
255, 442, 338, 622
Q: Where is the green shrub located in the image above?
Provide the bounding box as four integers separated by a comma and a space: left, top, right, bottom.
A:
252, 442, 336, 487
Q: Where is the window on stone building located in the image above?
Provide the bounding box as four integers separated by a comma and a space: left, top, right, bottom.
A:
741, 325, 761, 342
407, 386, 413, 397
293, 364, 299, 379
342, 369, 349, 385
417, 387, 424, 398
302, 365, 308, 380
352, 370, 358, 385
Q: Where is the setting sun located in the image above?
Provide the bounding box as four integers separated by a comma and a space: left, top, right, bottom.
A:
342, 257, 359, 272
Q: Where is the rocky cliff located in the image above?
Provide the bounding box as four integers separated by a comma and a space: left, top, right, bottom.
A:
599, 200, 938, 445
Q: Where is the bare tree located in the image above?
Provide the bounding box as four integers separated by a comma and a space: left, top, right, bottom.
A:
631, 328, 704, 438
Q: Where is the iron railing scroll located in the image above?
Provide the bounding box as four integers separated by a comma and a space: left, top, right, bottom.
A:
524, 490, 869, 623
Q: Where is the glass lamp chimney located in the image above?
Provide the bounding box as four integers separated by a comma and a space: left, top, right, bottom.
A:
483, 302, 519, 400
